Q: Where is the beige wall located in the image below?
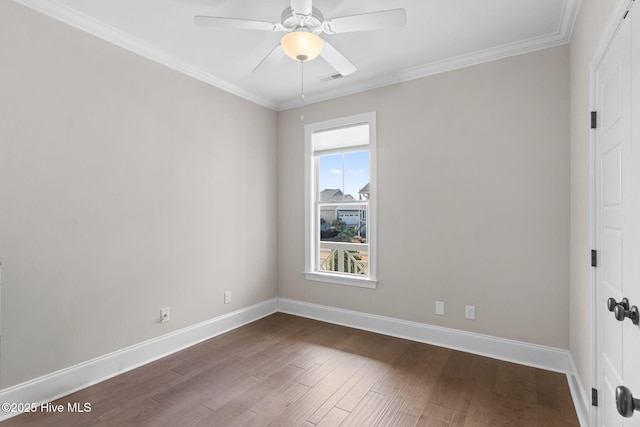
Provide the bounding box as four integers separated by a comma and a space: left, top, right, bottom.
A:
278, 46, 570, 349
0, 2, 278, 388
569, 0, 620, 396
2, 0, 598, 395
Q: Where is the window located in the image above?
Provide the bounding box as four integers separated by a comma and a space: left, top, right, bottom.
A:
304, 112, 376, 287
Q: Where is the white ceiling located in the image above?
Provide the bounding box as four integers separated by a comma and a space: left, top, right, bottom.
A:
15, 0, 579, 111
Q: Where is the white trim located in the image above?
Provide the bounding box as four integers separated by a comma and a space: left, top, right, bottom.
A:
277, 298, 573, 373
12, 0, 580, 112
1, 297, 588, 424
589, 0, 635, 71
304, 271, 377, 288
279, 298, 589, 425
304, 112, 377, 288
278, 36, 572, 111
0, 298, 278, 422
278, 0, 581, 111
561, 0, 582, 41
567, 353, 591, 427
11, 0, 279, 111
588, 2, 633, 427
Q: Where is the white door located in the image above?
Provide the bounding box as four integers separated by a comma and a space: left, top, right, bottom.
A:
595, 2, 640, 426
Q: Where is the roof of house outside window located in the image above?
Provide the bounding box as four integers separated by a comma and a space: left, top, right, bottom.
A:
320, 189, 356, 202
358, 183, 370, 200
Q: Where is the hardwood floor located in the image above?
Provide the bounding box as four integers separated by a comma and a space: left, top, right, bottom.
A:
2, 313, 579, 426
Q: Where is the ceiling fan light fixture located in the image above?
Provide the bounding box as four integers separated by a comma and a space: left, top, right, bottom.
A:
281, 31, 324, 62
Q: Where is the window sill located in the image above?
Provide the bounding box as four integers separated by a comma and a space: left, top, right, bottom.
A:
304, 271, 377, 289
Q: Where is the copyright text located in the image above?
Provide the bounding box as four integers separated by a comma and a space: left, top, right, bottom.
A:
2, 402, 92, 413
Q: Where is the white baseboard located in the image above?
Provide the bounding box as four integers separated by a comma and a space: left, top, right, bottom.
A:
1, 297, 590, 425
0, 298, 278, 422
277, 298, 572, 373
566, 354, 591, 427
278, 297, 590, 425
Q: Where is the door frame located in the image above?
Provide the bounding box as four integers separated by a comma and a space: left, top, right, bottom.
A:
589, 1, 636, 426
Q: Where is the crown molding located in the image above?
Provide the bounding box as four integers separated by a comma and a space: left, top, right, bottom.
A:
278, 0, 580, 111
559, 0, 582, 40
12, 0, 579, 112
11, 0, 279, 111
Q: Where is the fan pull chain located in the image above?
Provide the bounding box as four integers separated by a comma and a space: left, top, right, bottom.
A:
300, 60, 305, 102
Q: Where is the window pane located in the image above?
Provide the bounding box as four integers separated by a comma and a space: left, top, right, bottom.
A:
318, 151, 369, 202
344, 151, 370, 202
317, 241, 369, 276
319, 203, 367, 243
317, 203, 368, 275
317, 149, 370, 276
318, 154, 346, 201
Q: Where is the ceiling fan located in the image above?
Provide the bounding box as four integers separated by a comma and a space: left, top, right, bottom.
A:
194, 0, 406, 77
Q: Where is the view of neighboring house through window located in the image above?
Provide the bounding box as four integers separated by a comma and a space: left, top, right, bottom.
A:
304, 112, 376, 287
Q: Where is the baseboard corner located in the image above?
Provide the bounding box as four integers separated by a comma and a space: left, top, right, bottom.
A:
0, 297, 278, 422
277, 297, 572, 374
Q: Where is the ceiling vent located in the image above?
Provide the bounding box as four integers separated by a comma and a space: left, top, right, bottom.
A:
317, 73, 345, 83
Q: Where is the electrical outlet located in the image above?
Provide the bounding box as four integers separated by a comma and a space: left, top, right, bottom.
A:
224, 291, 231, 304
435, 301, 445, 315
465, 305, 475, 320
160, 307, 170, 323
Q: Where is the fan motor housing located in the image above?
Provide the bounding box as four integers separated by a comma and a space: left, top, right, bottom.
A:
281, 7, 323, 34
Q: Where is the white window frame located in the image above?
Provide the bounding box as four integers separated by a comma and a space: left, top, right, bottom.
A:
304, 112, 377, 288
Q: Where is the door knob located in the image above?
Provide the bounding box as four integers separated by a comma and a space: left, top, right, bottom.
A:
608, 297, 630, 312
614, 304, 640, 325
616, 386, 640, 417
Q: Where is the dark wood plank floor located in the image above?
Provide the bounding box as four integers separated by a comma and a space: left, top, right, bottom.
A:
2, 313, 579, 426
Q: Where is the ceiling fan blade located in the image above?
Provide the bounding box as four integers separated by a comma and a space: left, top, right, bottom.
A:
290, 0, 312, 16
322, 8, 406, 34
252, 44, 285, 73
194, 15, 278, 31
320, 41, 357, 77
